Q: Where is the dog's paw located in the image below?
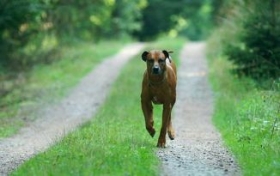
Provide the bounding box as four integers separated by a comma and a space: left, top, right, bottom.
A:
146, 126, 156, 138
157, 138, 166, 148
168, 131, 175, 140
156, 142, 166, 148
149, 129, 156, 138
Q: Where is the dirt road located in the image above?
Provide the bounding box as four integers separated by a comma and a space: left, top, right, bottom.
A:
0, 43, 145, 175
0, 42, 241, 176
157, 42, 241, 175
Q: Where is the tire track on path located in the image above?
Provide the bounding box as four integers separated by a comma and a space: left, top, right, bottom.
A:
157, 42, 241, 176
0, 43, 145, 176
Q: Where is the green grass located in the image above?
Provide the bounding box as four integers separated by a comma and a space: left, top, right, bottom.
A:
207, 38, 280, 175
0, 40, 127, 138
11, 37, 186, 175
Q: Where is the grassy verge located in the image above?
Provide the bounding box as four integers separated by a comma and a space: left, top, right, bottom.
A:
11, 37, 186, 175
0, 40, 127, 138
207, 37, 280, 175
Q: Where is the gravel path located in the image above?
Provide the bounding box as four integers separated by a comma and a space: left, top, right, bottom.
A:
0, 43, 145, 176
157, 42, 241, 176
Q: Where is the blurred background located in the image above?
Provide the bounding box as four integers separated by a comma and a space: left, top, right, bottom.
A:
0, 0, 217, 71
0, 0, 279, 79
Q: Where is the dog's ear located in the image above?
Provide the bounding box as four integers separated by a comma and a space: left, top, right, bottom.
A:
162, 50, 169, 59
141, 51, 149, 62
162, 50, 172, 63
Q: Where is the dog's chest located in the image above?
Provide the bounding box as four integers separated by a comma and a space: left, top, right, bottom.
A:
150, 87, 168, 104
152, 96, 161, 104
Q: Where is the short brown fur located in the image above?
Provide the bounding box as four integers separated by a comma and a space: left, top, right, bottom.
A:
141, 50, 177, 147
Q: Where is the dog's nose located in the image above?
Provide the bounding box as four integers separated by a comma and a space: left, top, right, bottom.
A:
152, 66, 160, 74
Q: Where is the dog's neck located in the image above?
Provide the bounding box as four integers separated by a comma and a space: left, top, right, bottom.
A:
148, 72, 166, 86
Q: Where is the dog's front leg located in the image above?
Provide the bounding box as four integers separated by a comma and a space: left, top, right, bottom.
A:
157, 103, 171, 147
167, 103, 175, 140
141, 99, 155, 137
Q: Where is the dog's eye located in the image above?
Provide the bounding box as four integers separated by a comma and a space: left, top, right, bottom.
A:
158, 59, 165, 63
148, 59, 154, 63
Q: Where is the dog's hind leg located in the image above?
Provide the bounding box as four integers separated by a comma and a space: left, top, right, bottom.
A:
167, 116, 175, 140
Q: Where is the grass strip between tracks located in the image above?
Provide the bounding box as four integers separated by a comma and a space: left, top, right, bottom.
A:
11, 37, 186, 176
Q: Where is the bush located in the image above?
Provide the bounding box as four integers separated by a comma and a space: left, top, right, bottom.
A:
0, 0, 147, 72
219, 0, 280, 79
0, 0, 44, 69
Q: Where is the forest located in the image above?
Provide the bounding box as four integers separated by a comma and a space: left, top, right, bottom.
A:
1, 0, 279, 80
1, 0, 279, 77
0, 0, 214, 71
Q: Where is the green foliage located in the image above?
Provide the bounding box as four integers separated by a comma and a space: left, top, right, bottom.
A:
179, 0, 214, 40
0, 0, 45, 68
46, 0, 141, 41
207, 37, 280, 175
110, 0, 144, 38
214, 0, 280, 79
0, 0, 145, 71
46, 0, 115, 41
136, 0, 214, 41
136, 0, 183, 40
0, 0, 216, 71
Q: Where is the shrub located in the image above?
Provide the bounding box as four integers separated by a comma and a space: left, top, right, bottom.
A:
221, 0, 280, 79
0, 0, 44, 69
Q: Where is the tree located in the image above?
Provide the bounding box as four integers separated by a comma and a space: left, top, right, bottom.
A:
222, 0, 280, 78
135, 0, 214, 41
0, 0, 43, 68
135, 0, 185, 41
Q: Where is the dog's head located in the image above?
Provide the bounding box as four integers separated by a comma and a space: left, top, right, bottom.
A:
141, 50, 171, 75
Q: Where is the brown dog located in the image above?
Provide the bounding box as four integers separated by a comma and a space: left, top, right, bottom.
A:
141, 50, 177, 147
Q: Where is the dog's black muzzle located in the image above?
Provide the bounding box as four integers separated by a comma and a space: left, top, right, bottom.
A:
152, 66, 160, 75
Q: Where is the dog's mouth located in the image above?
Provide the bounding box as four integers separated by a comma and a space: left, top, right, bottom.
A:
152, 66, 161, 75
